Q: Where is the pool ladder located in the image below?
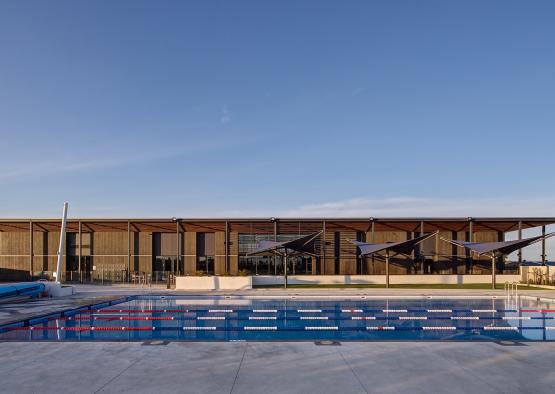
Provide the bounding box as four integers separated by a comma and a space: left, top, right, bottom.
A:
504, 281, 519, 298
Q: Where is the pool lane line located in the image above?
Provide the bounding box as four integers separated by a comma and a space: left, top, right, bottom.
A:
6, 325, 552, 332
53, 315, 555, 322
79, 308, 527, 314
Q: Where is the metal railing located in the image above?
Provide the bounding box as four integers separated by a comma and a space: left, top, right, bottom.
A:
59, 270, 178, 287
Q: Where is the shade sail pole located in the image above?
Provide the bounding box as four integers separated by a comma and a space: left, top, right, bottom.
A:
385, 250, 390, 289
284, 250, 288, 289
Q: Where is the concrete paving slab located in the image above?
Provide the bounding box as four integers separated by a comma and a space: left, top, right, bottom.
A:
2, 342, 555, 394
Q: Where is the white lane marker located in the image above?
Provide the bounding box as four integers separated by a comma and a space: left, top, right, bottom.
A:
300, 316, 328, 320
483, 326, 518, 331
422, 326, 456, 330
197, 317, 225, 320
298, 309, 322, 313
427, 309, 452, 313
208, 309, 233, 313
472, 310, 496, 313
352, 317, 376, 320
399, 316, 427, 320
502, 317, 531, 320
183, 326, 217, 330
252, 309, 277, 313
451, 316, 479, 320
383, 309, 407, 313
249, 316, 277, 320
305, 326, 338, 330
244, 326, 277, 330
341, 309, 363, 313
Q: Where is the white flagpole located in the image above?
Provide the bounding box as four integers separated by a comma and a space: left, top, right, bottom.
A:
55, 202, 69, 284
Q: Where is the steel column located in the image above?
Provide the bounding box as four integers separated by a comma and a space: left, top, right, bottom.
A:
176, 220, 180, 275
491, 254, 496, 289
468, 219, 474, 274
127, 221, 131, 276
541, 225, 546, 264
517, 221, 523, 263
78, 221, 82, 276
284, 250, 288, 289
420, 221, 424, 274
385, 250, 390, 288
29, 220, 33, 279
322, 220, 326, 274
225, 220, 229, 274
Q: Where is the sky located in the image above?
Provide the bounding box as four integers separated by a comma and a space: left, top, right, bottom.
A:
0, 0, 554, 258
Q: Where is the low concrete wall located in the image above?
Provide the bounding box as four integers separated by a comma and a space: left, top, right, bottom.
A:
252, 274, 521, 286
175, 276, 252, 290
44, 283, 74, 297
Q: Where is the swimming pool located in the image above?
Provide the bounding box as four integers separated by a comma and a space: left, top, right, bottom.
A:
1, 295, 555, 341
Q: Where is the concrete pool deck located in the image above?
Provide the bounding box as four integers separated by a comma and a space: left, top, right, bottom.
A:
2, 284, 555, 393
1, 341, 555, 394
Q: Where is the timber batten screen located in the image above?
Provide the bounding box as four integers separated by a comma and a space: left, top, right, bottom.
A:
0, 218, 554, 281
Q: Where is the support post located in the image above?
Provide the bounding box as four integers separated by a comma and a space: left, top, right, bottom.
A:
55, 202, 69, 283
225, 220, 229, 274
517, 221, 522, 264
491, 254, 496, 289
29, 220, 33, 279
322, 220, 326, 274
468, 219, 474, 274
176, 220, 180, 275
420, 221, 424, 274
127, 221, 131, 278
284, 250, 288, 289
541, 225, 546, 264
385, 250, 390, 288
371, 220, 375, 274
78, 221, 82, 278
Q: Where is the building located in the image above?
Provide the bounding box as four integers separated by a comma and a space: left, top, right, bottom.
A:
0, 217, 553, 282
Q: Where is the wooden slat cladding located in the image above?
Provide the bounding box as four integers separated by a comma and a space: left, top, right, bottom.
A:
229, 231, 239, 275
184, 232, 196, 275
338, 231, 357, 275
0, 217, 552, 280
92, 232, 128, 256
214, 232, 226, 275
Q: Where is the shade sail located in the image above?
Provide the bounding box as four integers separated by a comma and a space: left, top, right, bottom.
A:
350, 232, 438, 257
445, 233, 554, 256
247, 232, 322, 256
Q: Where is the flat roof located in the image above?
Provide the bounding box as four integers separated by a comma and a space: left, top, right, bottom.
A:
0, 217, 554, 233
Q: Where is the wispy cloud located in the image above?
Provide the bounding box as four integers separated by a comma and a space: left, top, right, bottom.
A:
220, 104, 231, 125
0, 138, 252, 183
279, 196, 555, 218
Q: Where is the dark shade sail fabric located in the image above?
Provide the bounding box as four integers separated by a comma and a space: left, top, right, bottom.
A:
247, 232, 322, 256
445, 233, 554, 256
350, 232, 438, 257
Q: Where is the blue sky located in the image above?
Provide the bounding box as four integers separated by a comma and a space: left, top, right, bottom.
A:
1, 0, 554, 231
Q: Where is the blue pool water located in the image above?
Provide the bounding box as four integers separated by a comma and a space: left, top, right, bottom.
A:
1, 295, 555, 341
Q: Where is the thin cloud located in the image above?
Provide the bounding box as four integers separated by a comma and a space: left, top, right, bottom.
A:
0, 138, 251, 183
279, 196, 555, 217
220, 104, 231, 125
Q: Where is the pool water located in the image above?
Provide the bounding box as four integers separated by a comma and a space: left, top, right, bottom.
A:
1, 296, 555, 341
